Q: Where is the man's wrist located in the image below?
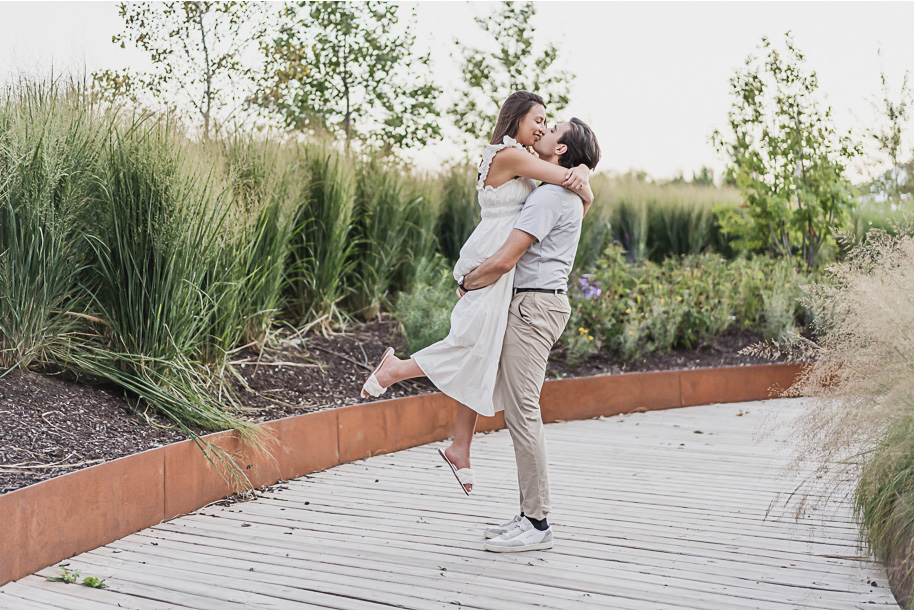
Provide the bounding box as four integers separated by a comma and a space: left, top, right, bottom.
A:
458, 274, 473, 292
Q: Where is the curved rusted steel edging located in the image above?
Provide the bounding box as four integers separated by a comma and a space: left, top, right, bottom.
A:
0, 363, 804, 586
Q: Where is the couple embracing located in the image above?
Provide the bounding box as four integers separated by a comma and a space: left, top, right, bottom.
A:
360, 91, 601, 553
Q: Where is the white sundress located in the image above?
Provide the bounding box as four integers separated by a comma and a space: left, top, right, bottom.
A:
412, 135, 535, 417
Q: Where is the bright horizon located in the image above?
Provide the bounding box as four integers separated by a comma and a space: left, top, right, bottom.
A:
2, 1, 913, 183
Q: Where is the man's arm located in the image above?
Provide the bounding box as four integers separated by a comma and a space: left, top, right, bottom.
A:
460, 229, 537, 293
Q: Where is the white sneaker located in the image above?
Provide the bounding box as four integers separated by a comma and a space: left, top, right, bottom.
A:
484, 514, 523, 539
484, 516, 553, 553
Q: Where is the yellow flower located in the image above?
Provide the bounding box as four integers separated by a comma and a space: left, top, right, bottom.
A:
659, 284, 663, 289
589, 335, 594, 340
659, 298, 665, 304
628, 331, 634, 335
676, 296, 682, 301
625, 308, 631, 314
578, 327, 584, 333
785, 282, 790, 287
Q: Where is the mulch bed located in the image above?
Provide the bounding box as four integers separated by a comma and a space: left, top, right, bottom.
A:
0, 318, 787, 495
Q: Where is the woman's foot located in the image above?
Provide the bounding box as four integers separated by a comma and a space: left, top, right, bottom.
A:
443, 444, 472, 493
360, 347, 395, 399
374, 353, 402, 388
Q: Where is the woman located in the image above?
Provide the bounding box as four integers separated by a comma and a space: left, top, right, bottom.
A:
360, 91, 593, 493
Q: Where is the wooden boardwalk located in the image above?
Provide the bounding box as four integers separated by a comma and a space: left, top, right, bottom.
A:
0, 398, 899, 609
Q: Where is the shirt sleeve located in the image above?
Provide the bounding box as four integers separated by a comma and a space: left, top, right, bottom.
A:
514, 187, 564, 243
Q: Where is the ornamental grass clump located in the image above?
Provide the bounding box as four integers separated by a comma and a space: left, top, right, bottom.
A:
284, 147, 356, 332
761, 228, 914, 604
0, 80, 107, 371
574, 174, 744, 269
347, 159, 440, 320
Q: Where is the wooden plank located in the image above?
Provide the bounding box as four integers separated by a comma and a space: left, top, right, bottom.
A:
35, 556, 366, 610
90, 540, 620, 610
9, 398, 898, 610
0, 579, 119, 610
262, 481, 865, 544
9, 575, 186, 610
129, 523, 881, 609
195, 495, 869, 573
151, 513, 887, 602
0, 591, 64, 610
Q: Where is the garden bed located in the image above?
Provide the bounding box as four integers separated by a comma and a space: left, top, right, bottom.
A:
0, 318, 788, 495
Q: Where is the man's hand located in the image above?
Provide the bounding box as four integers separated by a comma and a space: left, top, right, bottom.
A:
456, 286, 466, 299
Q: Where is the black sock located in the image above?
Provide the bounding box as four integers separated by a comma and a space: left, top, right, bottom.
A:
526, 516, 549, 531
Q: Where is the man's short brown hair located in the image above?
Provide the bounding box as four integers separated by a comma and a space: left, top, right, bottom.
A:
558, 118, 600, 170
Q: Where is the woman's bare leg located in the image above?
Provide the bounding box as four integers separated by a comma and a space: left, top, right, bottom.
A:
372, 353, 478, 491
374, 355, 424, 388
444, 402, 478, 492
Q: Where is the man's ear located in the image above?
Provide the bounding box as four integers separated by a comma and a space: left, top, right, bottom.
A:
555, 143, 568, 157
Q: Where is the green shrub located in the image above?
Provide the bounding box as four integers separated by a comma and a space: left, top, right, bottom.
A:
565, 244, 810, 361
394, 255, 455, 355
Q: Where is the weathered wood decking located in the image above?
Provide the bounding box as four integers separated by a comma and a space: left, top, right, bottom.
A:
0, 398, 899, 609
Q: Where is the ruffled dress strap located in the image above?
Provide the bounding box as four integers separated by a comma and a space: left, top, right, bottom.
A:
477, 135, 525, 191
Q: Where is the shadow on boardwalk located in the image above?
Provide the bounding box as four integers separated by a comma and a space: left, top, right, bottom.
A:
0, 398, 899, 609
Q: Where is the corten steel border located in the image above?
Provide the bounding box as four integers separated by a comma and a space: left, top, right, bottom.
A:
0, 363, 803, 586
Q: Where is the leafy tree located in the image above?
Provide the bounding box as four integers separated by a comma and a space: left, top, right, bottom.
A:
254, 1, 440, 155
450, 1, 572, 143
94, 1, 260, 139
712, 34, 859, 269
867, 53, 913, 205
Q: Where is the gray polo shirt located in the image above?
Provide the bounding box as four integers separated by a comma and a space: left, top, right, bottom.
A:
513, 184, 583, 290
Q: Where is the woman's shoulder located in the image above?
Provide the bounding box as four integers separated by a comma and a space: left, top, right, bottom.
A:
483, 135, 525, 151
482, 138, 528, 164
478, 136, 529, 186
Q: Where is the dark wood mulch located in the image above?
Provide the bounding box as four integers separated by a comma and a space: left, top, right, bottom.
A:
0, 318, 786, 495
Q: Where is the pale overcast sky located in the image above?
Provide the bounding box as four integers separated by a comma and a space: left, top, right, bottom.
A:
1, 1, 913, 182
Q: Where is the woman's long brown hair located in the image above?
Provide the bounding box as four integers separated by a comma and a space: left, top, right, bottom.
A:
489, 91, 546, 145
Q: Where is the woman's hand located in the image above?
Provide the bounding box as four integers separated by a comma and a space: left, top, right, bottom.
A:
562, 164, 591, 192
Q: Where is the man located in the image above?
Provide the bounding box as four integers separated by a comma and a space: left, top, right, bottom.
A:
458, 117, 601, 552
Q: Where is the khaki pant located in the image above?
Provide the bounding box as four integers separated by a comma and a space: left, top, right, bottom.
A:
494, 291, 571, 520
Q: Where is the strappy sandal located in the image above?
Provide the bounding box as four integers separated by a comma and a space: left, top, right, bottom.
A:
360, 347, 395, 399
438, 448, 475, 496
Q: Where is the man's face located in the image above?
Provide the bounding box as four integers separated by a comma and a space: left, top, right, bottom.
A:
532, 121, 571, 163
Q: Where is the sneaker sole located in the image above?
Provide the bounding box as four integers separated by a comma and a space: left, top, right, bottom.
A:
484, 540, 554, 553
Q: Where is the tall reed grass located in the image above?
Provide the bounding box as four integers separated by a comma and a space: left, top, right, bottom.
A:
0, 82, 103, 370
576, 174, 744, 268
0, 81, 455, 439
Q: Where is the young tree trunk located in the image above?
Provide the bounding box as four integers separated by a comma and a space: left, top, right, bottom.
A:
195, 1, 212, 141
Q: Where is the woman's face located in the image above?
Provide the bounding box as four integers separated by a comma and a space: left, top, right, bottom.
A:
513, 104, 547, 147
